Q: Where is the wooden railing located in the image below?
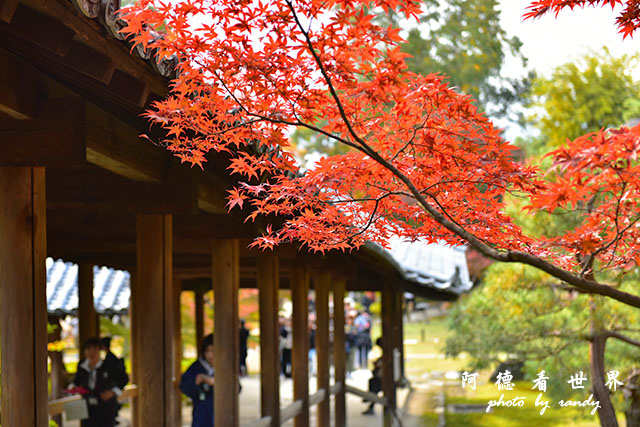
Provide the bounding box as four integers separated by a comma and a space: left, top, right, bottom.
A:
48, 384, 138, 416
279, 400, 303, 424
48, 381, 375, 426
344, 383, 388, 406
242, 381, 344, 427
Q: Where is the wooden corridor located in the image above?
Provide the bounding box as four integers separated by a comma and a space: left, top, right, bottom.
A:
0, 0, 458, 426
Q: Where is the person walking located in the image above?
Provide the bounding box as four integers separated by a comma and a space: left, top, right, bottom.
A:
181, 334, 215, 427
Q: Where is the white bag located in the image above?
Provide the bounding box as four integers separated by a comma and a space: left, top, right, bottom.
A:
64, 398, 89, 421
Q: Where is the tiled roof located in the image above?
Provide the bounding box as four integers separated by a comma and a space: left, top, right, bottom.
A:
46, 257, 131, 316
367, 237, 473, 295
68, 0, 177, 78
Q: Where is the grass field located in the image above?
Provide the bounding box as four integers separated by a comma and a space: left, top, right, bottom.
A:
400, 315, 621, 426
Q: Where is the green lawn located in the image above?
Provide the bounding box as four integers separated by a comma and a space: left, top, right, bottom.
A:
445, 382, 608, 426
402, 316, 470, 373
400, 316, 625, 426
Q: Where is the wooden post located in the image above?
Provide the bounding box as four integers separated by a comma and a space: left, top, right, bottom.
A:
381, 286, 396, 427
195, 290, 205, 356
333, 279, 347, 427
257, 254, 280, 426
0, 167, 48, 426
291, 266, 310, 427
135, 214, 174, 426
130, 271, 139, 427
78, 262, 98, 347
212, 239, 240, 427
315, 272, 331, 427
48, 315, 66, 427
168, 277, 183, 427
394, 292, 405, 382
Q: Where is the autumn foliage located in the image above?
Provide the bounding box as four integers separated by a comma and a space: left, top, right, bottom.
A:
121, 0, 640, 308
525, 0, 640, 38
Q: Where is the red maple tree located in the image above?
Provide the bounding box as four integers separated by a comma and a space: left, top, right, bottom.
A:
120, 0, 640, 313
525, 0, 640, 38
119, 2, 640, 424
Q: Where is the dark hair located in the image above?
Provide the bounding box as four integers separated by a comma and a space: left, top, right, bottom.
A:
101, 336, 112, 350
375, 337, 383, 348
201, 333, 214, 355
83, 337, 102, 351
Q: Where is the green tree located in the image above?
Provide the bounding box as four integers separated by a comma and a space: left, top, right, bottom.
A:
446, 264, 640, 416
446, 51, 640, 426
527, 48, 640, 153
401, 0, 531, 120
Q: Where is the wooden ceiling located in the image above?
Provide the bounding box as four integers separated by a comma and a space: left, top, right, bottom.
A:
0, 0, 457, 299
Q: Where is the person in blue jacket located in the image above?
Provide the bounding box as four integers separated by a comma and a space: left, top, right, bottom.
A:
181, 334, 215, 427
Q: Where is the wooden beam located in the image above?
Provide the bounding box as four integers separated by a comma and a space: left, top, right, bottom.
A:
65, 39, 115, 84
381, 286, 396, 427
135, 214, 173, 426
197, 172, 229, 214
85, 103, 169, 182
332, 279, 347, 427
0, 98, 85, 166
257, 254, 280, 427
0, 167, 48, 426
291, 266, 310, 427
212, 239, 240, 427
174, 213, 259, 239
47, 166, 198, 214
0, 47, 43, 118
195, 291, 204, 357
0, 0, 19, 23
21, 0, 169, 97
78, 262, 98, 348
6, 4, 74, 56
109, 69, 151, 108
314, 272, 331, 427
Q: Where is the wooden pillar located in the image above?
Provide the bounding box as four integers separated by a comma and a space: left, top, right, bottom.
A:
394, 292, 405, 382
258, 254, 280, 426
48, 315, 66, 427
333, 279, 346, 427
130, 271, 139, 427
169, 277, 183, 427
291, 266, 309, 427
135, 214, 174, 426
212, 239, 240, 427
381, 286, 396, 427
78, 262, 98, 347
0, 167, 48, 426
315, 272, 331, 427
195, 290, 204, 356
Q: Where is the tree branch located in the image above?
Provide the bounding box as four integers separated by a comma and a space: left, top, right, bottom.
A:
606, 330, 640, 349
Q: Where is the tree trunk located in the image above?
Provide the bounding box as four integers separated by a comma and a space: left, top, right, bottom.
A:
623, 370, 640, 427
590, 332, 617, 427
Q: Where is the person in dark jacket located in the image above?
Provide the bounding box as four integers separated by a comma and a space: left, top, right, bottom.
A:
239, 320, 250, 376
181, 334, 215, 427
362, 337, 384, 415
69, 337, 121, 427
100, 337, 129, 395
